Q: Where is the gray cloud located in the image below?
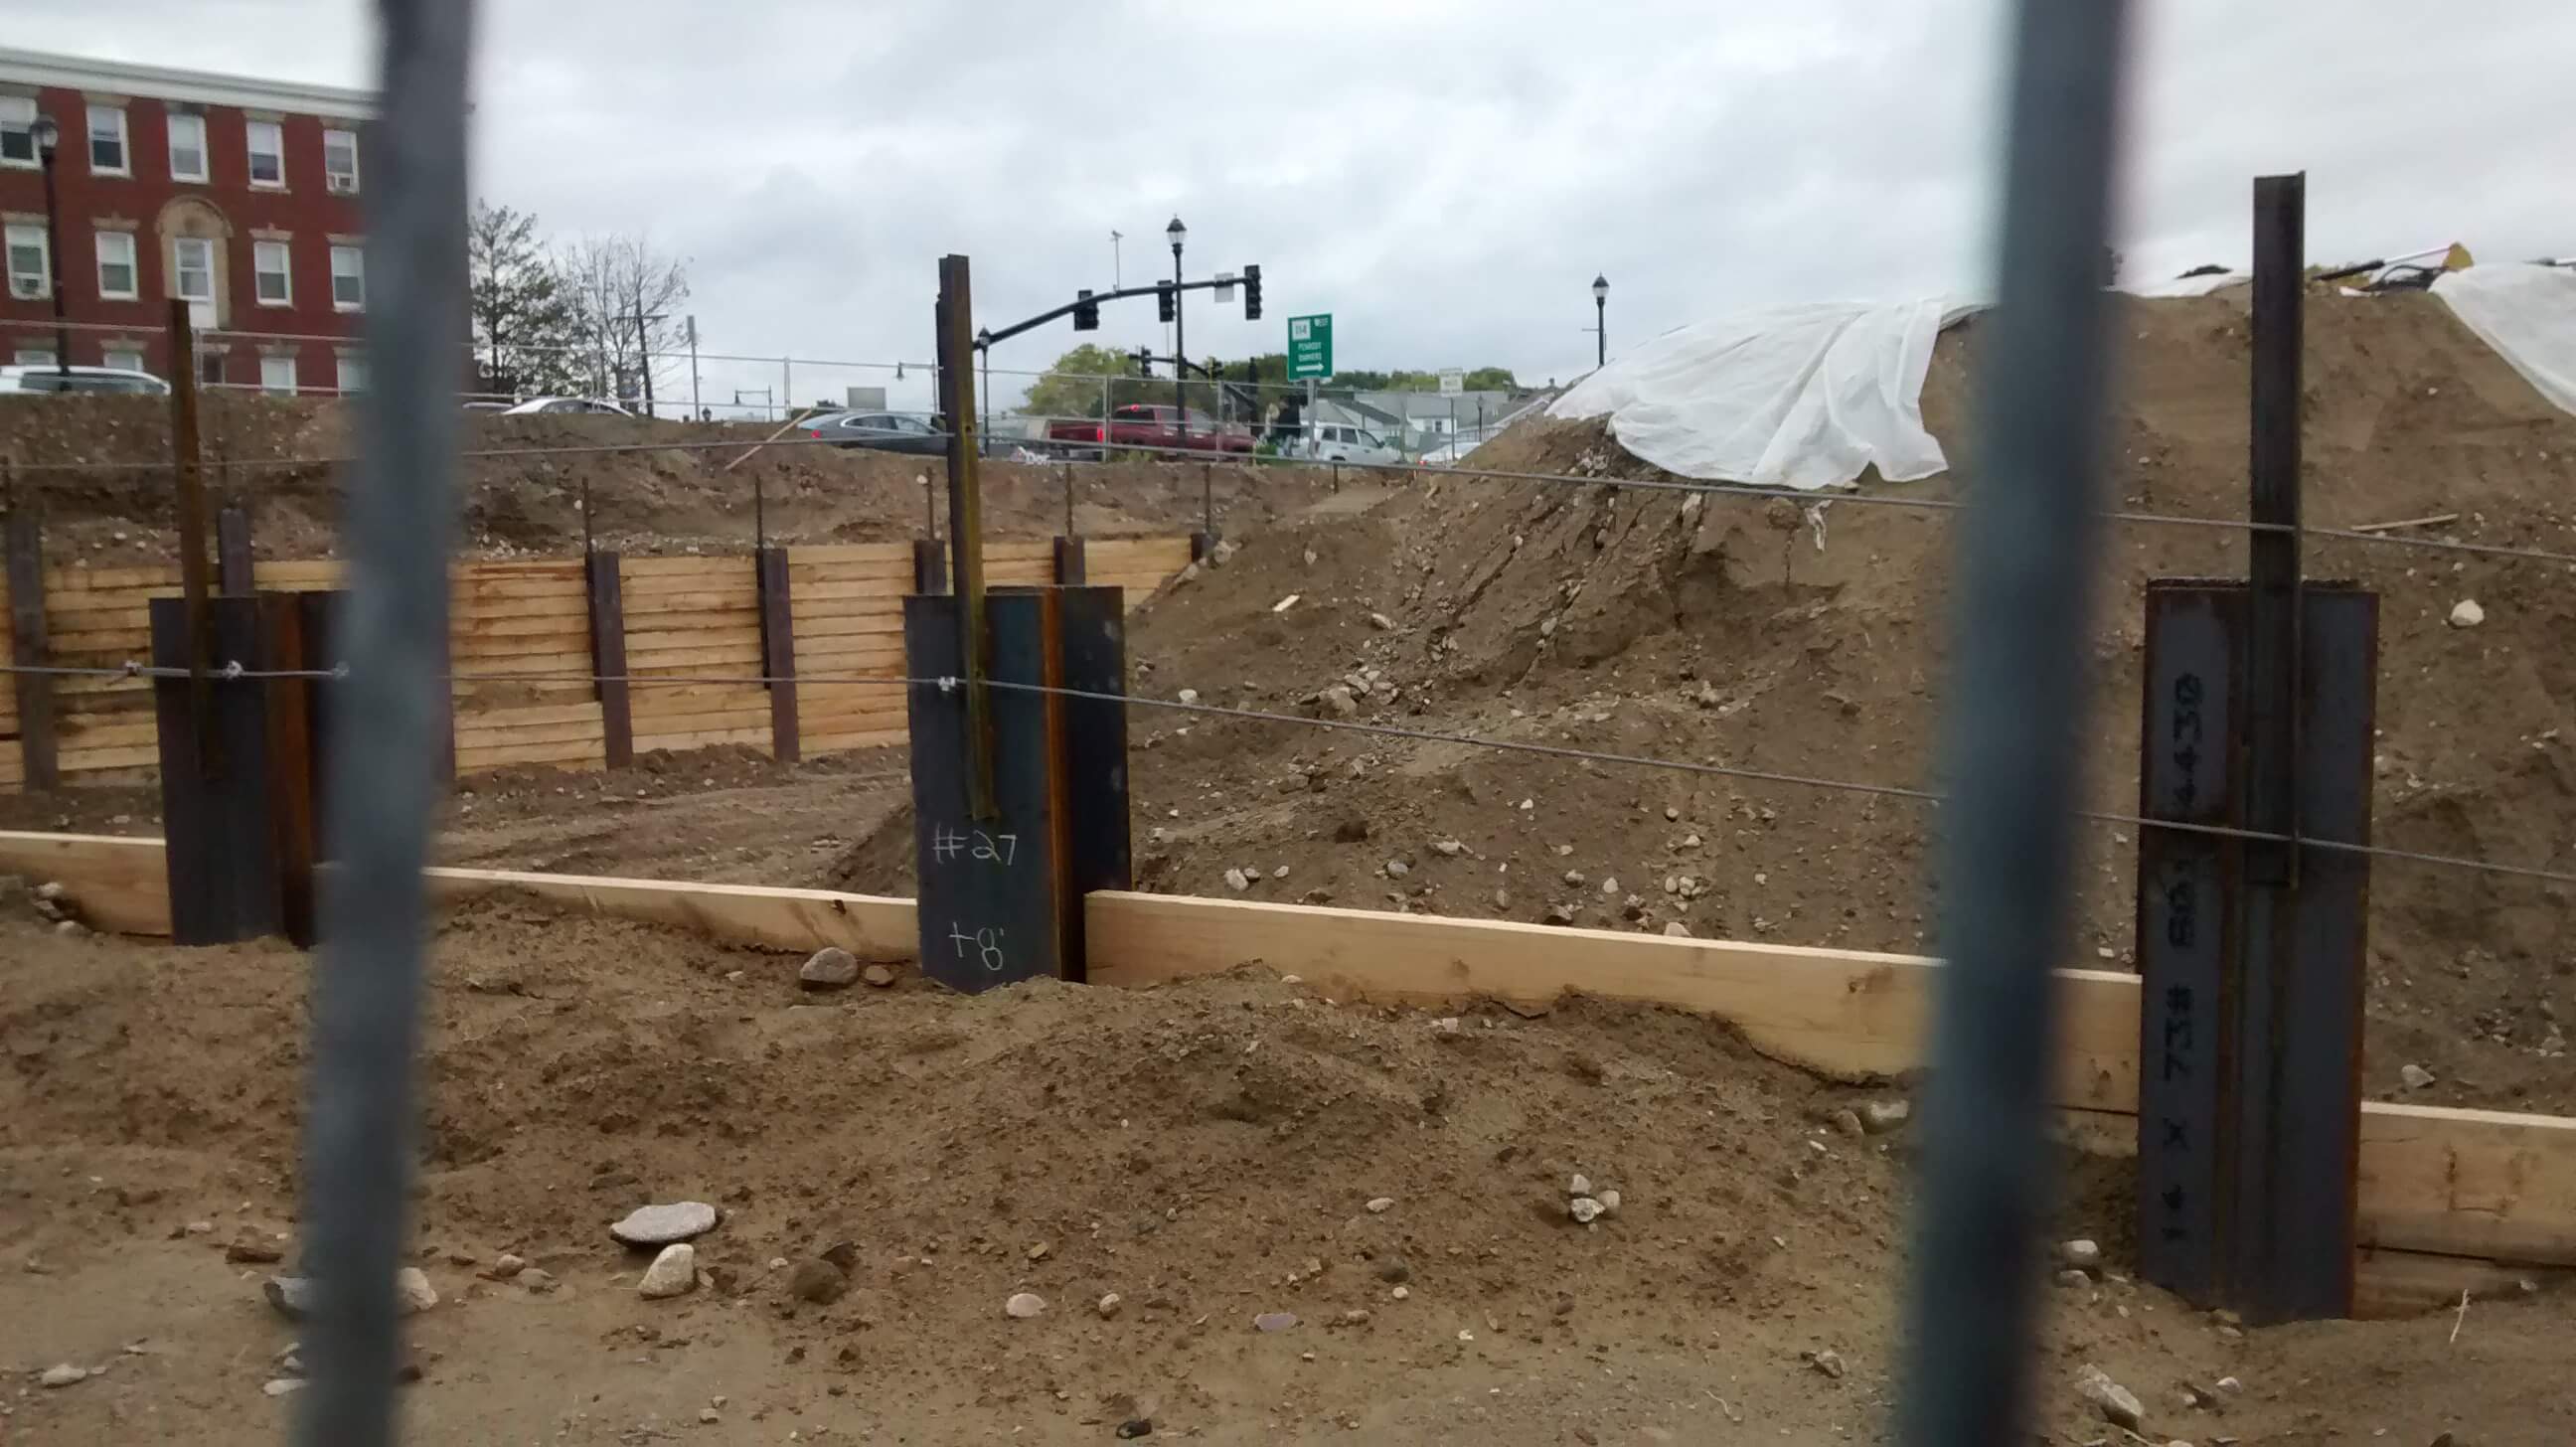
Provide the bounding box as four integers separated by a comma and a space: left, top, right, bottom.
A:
9, 0, 2567, 410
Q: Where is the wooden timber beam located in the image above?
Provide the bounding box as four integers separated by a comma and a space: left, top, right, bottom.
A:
1, 829, 2570, 1291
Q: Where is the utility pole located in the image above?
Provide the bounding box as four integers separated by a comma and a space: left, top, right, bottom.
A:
634, 301, 655, 417
687, 315, 701, 420
1169, 217, 1188, 440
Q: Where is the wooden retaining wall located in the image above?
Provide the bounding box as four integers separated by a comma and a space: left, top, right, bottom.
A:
0, 535, 1196, 790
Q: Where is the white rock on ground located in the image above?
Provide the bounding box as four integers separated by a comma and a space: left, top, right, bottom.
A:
395, 1267, 438, 1314
1569, 1198, 1604, 1223
638, 1243, 698, 1299
1598, 1189, 1622, 1215
1321, 686, 1359, 716
1663, 922, 1691, 938
2401, 1062, 2438, 1090
1569, 1174, 1593, 1197
1096, 1292, 1122, 1319
1223, 868, 1251, 892
40, 1364, 89, 1387
799, 947, 861, 990
1178, 688, 1201, 706
1005, 1292, 1047, 1319
262, 1377, 306, 1397
611, 1201, 719, 1245
2075, 1364, 2146, 1430
1365, 1198, 1395, 1213
1860, 1099, 1912, 1133
2449, 598, 2486, 628
2059, 1238, 2104, 1269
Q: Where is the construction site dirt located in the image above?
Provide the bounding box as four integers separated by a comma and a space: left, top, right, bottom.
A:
5, 289, 2576, 1441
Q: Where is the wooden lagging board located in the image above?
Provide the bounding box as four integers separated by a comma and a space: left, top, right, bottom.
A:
4, 538, 1200, 790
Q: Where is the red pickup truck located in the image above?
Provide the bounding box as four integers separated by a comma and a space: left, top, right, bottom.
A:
1046, 403, 1254, 460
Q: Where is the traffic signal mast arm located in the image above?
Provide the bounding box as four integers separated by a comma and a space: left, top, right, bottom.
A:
978, 267, 1261, 350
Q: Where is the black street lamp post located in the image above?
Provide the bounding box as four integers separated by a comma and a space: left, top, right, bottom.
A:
1168, 216, 1187, 439
976, 326, 992, 454
32, 114, 69, 378
1592, 274, 1609, 369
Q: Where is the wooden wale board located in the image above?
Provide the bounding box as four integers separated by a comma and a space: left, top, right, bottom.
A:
0, 825, 2566, 1308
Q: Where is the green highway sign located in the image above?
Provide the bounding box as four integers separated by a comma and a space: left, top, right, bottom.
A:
1287, 313, 1333, 380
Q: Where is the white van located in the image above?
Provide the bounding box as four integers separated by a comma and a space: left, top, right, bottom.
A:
0, 364, 171, 396
1306, 422, 1399, 466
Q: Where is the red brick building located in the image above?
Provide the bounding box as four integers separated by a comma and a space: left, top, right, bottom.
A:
2, 48, 375, 394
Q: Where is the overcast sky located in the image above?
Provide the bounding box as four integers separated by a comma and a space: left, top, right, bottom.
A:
8, 0, 2569, 412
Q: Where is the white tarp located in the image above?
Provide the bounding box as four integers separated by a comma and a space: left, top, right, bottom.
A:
2433, 262, 2576, 418
1545, 297, 1981, 491
2127, 270, 2250, 298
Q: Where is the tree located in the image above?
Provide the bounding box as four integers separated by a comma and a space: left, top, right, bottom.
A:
466, 200, 580, 399
1021, 343, 1159, 419
554, 233, 692, 410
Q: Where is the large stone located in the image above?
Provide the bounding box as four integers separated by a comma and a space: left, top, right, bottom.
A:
799, 948, 861, 990
787, 1258, 848, 1305
611, 1201, 718, 1246
1005, 1292, 1047, 1319
264, 1275, 317, 1321
638, 1243, 698, 1300
395, 1267, 438, 1315
2075, 1364, 2145, 1431
40, 1364, 89, 1388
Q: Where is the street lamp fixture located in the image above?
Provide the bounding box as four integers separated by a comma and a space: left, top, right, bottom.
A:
1592, 274, 1609, 369
31, 113, 69, 379
1167, 218, 1188, 436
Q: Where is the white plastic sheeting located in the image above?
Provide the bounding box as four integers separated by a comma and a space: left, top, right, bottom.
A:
2433, 262, 2576, 418
2127, 270, 2249, 298
1545, 297, 1981, 491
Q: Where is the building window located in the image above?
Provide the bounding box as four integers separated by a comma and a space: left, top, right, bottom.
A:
12, 349, 56, 368
96, 231, 139, 299
197, 349, 226, 386
172, 237, 216, 304
323, 128, 359, 194
245, 119, 284, 187
102, 347, 146, 375
337, 354, 368, 394
260, 355, 298, 396
253, 240, 293, 306
5, 224, 48, 300
1, 95, 38, 168
330, 244, 365, 311
86, 103, 129, 176
167, 112, 208, 182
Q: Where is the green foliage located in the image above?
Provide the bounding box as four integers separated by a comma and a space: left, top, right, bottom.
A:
468, 200, 581, 398
1023, 343, 1162, 419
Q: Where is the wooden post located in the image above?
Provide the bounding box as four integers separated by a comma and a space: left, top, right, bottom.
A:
217, 503, 254, 594
260, 593, 320, 946
756, 545, 799, 763
4, 491, 56, 791
936, 255, 992, 818
585, 550, 633, 768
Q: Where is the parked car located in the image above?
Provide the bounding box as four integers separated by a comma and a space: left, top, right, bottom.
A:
1045, 403, 1253, 460
461, 400, 511, 412
0, 364, 171, 396
1303, 421, 1400, 466
499, 396, 634, 416
803, 410, 948, 455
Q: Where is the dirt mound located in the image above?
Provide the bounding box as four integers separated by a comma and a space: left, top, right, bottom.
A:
1030, 290, 2576, 1116
0, 395, 1345, 563
5, 888, 2564, 1443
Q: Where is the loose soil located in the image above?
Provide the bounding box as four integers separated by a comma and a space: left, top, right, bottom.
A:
7, 289, 2576, 1440
2, 886, 2565, 1444
0, 396, 1340, 562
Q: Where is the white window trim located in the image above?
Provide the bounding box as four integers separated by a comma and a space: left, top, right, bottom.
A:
245, 118, 285, 190
322, 127, 359, 193
5, 223, 49, 301
1, 95, 38, 172
13, 348, 59, 367
86, 103, 130, 177
167, 112, 208, 183
95, 230, 138, 300
172, 236, 217, 303
335, 352, 368, 394
259, 354, 299, 397
102, 347, 147, 373
329, 244, 365, 313
252, 240, 293, 307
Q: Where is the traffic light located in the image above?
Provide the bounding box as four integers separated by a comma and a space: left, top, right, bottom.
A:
1072, 288, 1099, 331
1156, 281, 1176, 324
1242, 264, 1262, 320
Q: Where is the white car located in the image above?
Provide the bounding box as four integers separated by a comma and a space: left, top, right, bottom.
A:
1305, 422, 1399, 466
0, 363, 171, 396
500, 396, 634, 416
